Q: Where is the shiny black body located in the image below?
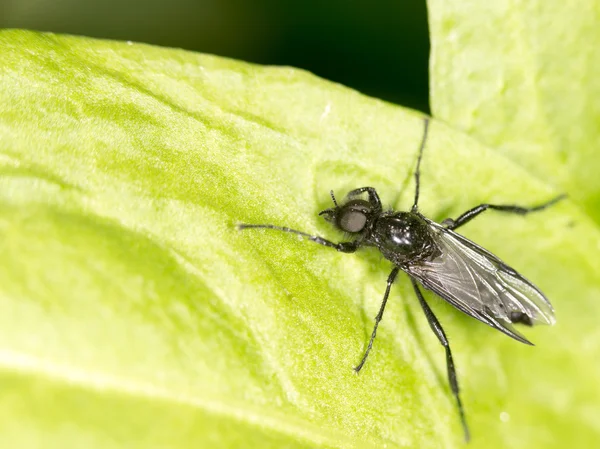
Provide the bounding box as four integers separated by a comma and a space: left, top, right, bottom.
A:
367, 212, 438, 265
238, 118, 564, 441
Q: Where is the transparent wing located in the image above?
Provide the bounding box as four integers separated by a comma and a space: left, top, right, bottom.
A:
406, 219, 555, 344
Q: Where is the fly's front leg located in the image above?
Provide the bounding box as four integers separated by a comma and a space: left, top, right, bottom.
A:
237, 224, 359, 253
346, 187, 382, 212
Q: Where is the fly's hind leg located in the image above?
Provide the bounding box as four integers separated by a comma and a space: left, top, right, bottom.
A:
411, 278, 470, 442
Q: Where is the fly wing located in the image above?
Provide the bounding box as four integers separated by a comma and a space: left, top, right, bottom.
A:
406, 219, 555, 344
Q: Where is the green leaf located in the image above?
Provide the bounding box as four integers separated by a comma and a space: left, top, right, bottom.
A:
428, 0, 600, 222
0, 29, 598, 449
428, 1, 600, 446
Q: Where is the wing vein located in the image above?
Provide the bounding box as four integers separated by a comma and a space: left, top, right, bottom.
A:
406, 218, 555, 343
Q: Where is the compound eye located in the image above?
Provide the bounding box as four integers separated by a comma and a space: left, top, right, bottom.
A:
339, 209, 367, 233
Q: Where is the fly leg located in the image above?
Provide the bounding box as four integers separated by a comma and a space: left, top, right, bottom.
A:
443, 194, 566, 231
411, 117, 431, 212
411, 278, 470, 442
354, 267, 400, 373
237, 224, 360, 253
346, 187, 383, 212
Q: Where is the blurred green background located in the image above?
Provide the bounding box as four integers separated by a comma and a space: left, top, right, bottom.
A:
0, 0, 430, 112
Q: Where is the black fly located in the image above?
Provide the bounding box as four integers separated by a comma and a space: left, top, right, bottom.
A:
237, 118, 564, 441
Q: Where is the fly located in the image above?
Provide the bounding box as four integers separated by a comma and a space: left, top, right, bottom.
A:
237, 118, 565, 441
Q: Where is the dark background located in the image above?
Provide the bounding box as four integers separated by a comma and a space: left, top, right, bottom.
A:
1, 0, 430, 112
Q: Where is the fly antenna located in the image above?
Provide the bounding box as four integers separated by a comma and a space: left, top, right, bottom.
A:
330, 190, 339, 207
412, 117, 430, 212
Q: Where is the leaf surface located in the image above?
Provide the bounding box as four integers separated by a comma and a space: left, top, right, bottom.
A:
428, 0, 600, 221
0, 29, 598, 448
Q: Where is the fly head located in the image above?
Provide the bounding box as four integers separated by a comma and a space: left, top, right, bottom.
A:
320, 198, 374, 234
319, 188, 382, 235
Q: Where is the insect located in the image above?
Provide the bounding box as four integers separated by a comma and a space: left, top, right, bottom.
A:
237, 118, 564, 441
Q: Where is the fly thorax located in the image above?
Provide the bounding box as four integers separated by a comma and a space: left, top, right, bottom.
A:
371, 212, 434, 264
